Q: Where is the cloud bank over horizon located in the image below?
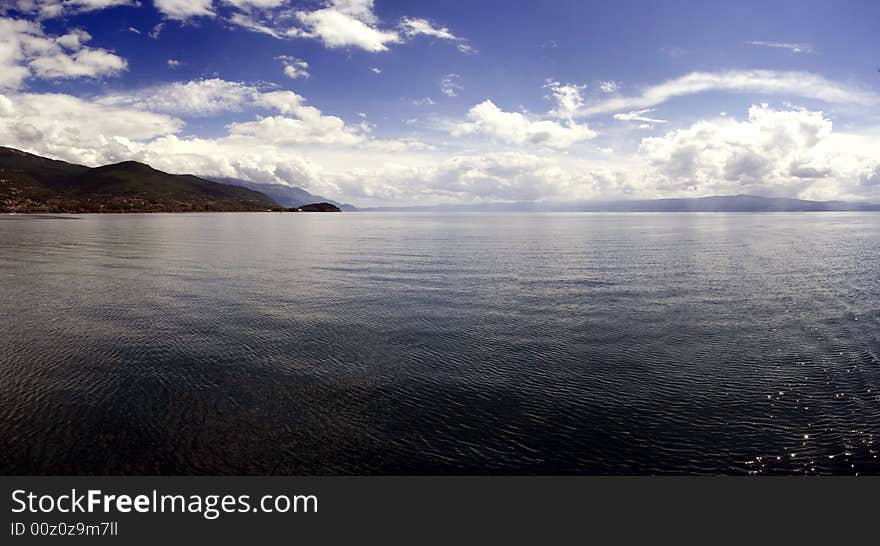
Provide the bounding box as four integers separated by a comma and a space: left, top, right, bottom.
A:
1, 0, 879, 206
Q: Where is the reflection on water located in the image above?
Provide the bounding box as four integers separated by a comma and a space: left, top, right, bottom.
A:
1, 212, 878, 474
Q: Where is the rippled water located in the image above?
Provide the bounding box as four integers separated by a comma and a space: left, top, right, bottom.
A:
1, 212, 879, 475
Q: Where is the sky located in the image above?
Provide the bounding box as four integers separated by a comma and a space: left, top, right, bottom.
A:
1, 0, 880, 206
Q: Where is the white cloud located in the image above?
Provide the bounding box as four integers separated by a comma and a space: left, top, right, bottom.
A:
227, 113, 366, 147
294, 0, 401, 52
400, 17, 457, 40
3, 0, 135, 18
598, 80, 619, 94
331, 152, 638, 205
149, 23, 164, 39
746, 41, 813, 54
276, 55, 309, 79
410, 97, 435, 106
94, 80, 430, 150
6, 85, 880, 206
613, 108, 668, 124
30, 48, 127, 79
55, 28, 92, 50
375, 152, 574, 202
579, 70, 880, 117
370, 67, 381, 74
440, 73, 462, 97
0, 86, 431, 200
98, 79, 256, 116
219, 0, 469, 54
154, 0, 215, 21
167, 58, 182, 68
222, 0, 286, 8
0, 18, 127, 89
640, 104, 880, 201
227, 12, 283, 38
251, 89, 305, 114
544, 79, 585, 119
0, 91, 184, 165
452, 99, 597, 149
0, 94, 15, 116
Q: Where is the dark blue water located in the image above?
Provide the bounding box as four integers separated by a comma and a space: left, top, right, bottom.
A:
1, 212, 879, 474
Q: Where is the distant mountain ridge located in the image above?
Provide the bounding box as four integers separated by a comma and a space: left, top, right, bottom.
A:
4, 147, 877, 214
365, 195, 880, 213
0, 147, 281, 213
208, 177, 357, 211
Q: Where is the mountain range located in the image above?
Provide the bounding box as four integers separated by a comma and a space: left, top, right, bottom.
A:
0, 146, 356, 213
0, 147, 281, 213
207, 177, 356, 211
3, 146, 879, 214
365, 195, 880, 213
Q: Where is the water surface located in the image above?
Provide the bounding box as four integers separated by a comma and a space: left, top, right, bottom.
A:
1, 212, 878, 474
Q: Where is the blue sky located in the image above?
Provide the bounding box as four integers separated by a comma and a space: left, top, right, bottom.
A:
2, 0, 879, 205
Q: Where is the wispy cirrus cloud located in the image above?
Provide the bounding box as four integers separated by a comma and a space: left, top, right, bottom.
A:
440, 74, 462, 97
746, 40, 814, 54
200, 0, 473, 54
613, 108, 668, 124
578, 70, 880, 117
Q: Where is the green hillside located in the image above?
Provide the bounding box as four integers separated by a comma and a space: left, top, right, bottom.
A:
0, 147, 281, 213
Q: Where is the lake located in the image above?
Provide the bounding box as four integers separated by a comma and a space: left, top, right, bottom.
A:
1, 212, 878, 474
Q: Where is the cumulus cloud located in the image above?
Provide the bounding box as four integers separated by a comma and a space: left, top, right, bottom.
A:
96, 79, 424, 154
640, 104, 880, 201
579, 70, 880, 117
598, 80, 619, 94
452, 100, 597, 149
55, 28, 92, 50
29, 48, 127, 79
227, 113, 366, 147
5, 86, 880, 205
154, 0, 215, 20
0, 91, 183, 165
0, 17, 127, 89
98, 78, 257, 116
330, 152, 638, 205
0, 84, 433, 200
277, 55, 310, 79
544, 79, 585, 119
292, 0, 401, 52
92, 79, 432, 153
